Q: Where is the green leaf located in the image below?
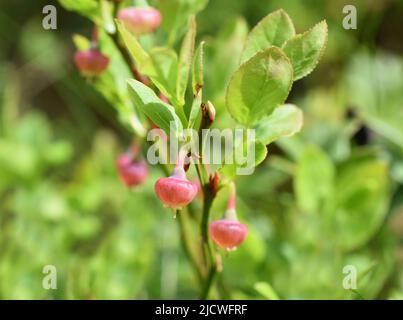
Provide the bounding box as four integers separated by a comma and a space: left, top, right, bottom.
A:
139, 47, 187, 125
127, 79, 183, 136
294, 146, 335, 214
220, 138, 268, 177
72, 34, 90, 51
177, 16, 196, 106
116, 20, 149, 66
226, 47, 293, 126
346, 52, 403, 150
254, 282, 280, 300
253, 140, 268, 167
157, 0, 207, 44
283, 20, 328, 81
255, 104, 303, 145
241, 9, 295, 64
100, 0, 116, 34
206, 18, 248, 101
117, 17, 188, 110
192, 41, 205, 95
187, 90, 202, 129
142, 47, 179, 103
58, 0, 100, 22
332, 159, 390, 250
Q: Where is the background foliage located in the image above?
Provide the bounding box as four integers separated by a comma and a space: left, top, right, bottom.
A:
0, 0, 403, 299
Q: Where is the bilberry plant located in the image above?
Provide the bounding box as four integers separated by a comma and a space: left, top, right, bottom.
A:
64, 0, 327, 299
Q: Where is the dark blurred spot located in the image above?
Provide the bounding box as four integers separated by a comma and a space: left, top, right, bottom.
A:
347, 108, 370, 146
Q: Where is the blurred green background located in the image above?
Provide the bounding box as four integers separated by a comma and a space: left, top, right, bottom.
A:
1, 0, 403, 299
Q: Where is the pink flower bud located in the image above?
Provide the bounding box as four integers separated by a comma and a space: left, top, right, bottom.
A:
155, 150, 198, 211
200, 101, 216, 129
209, 183, 248, 250
117, 7, 161, 35
209, 171, 220, 196
116, 153, 148, 188
74, 49, 109, 77
209, 220, 248, 251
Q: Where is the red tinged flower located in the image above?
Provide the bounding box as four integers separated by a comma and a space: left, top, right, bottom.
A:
74, 48, 109, 77
209, 171, 220, 196
117, 7, 161, 35
209, 220, 248, 250
155, 150, 198, 212
116, 152, 148, 188
209, 183, 248, 251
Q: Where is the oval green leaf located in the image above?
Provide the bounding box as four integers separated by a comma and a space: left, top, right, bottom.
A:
333, 159, 390, 250
128, 79, 183, 137
141, 47, 179, 104
226, 47, 293, 126
294, 146, 335, 214
116, 19, 149, 66
283, 20, 328, 81
176, 16, 196, 106
255, 104, 303, 145
241, 9, 295, 64
220, 139, 268, 177
192, 41, 205, 95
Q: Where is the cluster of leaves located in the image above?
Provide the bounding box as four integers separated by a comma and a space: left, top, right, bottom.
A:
59, 0, 332, 299
69, 2, 328, 176
233, 50, 403, 298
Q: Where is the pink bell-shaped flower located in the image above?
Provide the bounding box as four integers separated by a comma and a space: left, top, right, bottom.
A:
74, 26, 109, 77
116, 143, 148, 188
209, 183, 248, 251
74, 48, 109, 77
117, 7, 161, 35
155, 150, 198, 211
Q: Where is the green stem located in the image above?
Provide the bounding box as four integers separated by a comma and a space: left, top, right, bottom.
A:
199, 185, 223, 300
177, 210, 204, 283
175, 104, 188, 128
195, 162, 205, 186
197, 121, 219, 299
201, 190, 213, 248
200, 265, 217, 300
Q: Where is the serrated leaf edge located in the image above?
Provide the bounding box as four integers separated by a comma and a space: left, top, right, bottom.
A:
240, 8, 296, 65
226, 46, 294, 126
282, 20, 328, 81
